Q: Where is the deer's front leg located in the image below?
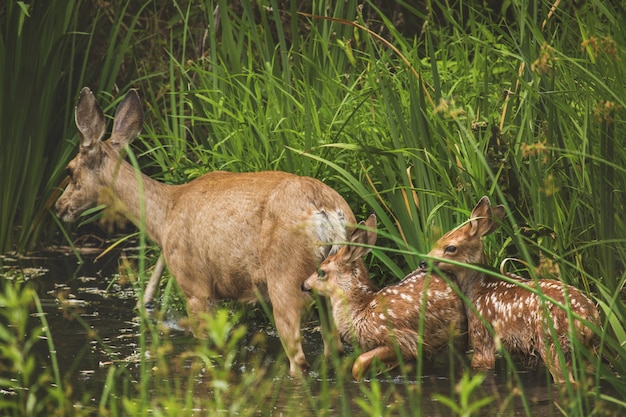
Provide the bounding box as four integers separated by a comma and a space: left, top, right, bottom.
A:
136, 253, 167, 310
316, 296, 344, 358
468, 317, 496, 370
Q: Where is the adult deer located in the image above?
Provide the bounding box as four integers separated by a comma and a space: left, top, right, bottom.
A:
302, 214, 467, 380
55, 87, 357, 376
423, 196, 600, 383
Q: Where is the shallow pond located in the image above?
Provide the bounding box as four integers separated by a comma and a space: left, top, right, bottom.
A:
2, 246, 601, 416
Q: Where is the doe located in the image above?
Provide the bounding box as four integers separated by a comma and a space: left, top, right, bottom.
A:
55, 87, 357, 376
302, 214, 467, 380
423, 196, 600, 383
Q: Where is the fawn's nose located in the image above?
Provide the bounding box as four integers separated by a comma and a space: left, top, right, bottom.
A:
301, 282, 311, 292
418, 260, 427, 269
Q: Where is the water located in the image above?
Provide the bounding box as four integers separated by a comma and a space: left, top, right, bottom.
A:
3, 247, 596, 416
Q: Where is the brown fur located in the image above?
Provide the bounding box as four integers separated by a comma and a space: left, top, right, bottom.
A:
425, 196, 600, 383
55, 87, 357, 376
302, 214, 467, 380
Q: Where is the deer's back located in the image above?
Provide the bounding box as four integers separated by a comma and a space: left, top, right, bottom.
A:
471, 278, 599, 351
352, 271, 466, 358
161, 171, 355, 302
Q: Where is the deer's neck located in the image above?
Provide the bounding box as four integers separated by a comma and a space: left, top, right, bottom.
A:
332, 279, 377, 341
102, 149, 173, 247
454, 269, 487, 301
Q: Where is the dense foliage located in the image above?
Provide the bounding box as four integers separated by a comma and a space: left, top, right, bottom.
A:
0, 0, 624, 415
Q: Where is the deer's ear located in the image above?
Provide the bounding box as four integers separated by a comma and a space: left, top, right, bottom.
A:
485, 204, 506, 234
75, 87, 106, 149
363, 213, 377, 247
345, 215, 377, 263
468, 196, 500, 237
110, 89, 144, 147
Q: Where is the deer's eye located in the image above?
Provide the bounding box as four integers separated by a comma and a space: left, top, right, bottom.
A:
317, 269, 326, 280
444, 245, 457, 254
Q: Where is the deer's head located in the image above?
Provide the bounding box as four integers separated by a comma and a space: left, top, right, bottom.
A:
55, 87, 143, 222
302, 214, 377, 298
423, 197, 505, 280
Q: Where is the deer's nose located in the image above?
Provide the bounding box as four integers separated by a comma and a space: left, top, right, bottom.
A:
419, 260, 427, 269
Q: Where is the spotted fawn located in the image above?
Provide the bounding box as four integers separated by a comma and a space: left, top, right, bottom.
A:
302, 214, 467, 380
423, 196, 600, 383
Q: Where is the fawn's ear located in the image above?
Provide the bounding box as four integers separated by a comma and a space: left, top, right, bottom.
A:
363, 213, 377, 246
468, 196, 503, 237
110, 89, 144, 147
75, 87, 106, 149
345, 214, 377, 263
491, 204, 506, 224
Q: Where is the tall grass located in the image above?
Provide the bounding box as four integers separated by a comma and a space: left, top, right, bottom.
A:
2, 0, 625, 415
0, 0, 81, 253
0, 279, 75, 415
0, 0, 158, 254
127, 0, 625, 413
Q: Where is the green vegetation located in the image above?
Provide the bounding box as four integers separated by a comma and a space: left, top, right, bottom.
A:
1, 0, 624, 415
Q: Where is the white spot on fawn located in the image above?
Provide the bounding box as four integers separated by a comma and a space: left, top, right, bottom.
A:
400, 293, 414, 302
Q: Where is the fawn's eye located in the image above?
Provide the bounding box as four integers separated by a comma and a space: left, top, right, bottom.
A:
317, 269, 326, 280
444, 245, 457, 254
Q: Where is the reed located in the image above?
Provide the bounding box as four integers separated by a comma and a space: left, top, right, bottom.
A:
1, 0, 624, 415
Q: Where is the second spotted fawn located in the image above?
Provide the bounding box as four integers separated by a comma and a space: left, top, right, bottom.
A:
423, 196, 600, 383
302, 214, 467, 380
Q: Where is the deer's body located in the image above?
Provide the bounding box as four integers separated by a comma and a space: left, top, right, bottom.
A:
55, 88, 356, 375
302, 214, 466, 380
424, 196, 600, 383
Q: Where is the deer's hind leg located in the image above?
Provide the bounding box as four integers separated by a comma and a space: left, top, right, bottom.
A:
352, 346, 400, 380
267, 273, 311, 377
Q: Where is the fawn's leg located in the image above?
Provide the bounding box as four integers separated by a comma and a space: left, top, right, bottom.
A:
540, 336, 570, 384
469, 318, 496, 369
352, 346, 399, 380
316, 296, 344, 357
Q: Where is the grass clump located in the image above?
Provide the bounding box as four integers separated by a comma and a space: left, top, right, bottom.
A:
0, 278, 76, 416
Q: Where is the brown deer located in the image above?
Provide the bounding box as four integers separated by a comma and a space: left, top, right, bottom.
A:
423, 196, 600, 383
302, 214, 467, 380
55, 87, 357, 376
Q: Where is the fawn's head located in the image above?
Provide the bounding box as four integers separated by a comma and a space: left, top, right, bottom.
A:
55, 88, 143, 222
424, 197, 505, 279
302, 214, 376, 297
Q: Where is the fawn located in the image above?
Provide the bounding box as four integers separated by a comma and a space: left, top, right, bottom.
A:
302, 214, 467, 380
423, 196, 600, 383
55, 87, 357, 376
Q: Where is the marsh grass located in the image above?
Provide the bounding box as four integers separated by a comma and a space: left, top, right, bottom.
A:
127, 0, 624, 414
0, 279, 74, 416
2, 0, 625, 415
0, 0, 153, 253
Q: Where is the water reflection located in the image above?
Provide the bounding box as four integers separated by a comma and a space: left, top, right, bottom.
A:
4, 249, 606, 416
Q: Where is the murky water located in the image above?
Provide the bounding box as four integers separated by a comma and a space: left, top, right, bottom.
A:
3, 247, 601, 416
